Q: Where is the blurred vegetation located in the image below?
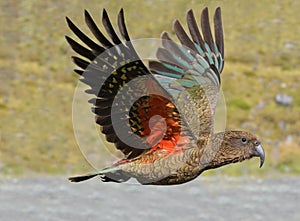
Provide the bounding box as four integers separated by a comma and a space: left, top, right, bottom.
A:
0, 0, 300, 177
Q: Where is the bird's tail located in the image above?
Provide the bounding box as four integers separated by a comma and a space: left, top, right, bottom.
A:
68, 166, 130, 183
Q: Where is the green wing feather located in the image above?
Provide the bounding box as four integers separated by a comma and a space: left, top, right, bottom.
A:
149, 7, 224, 135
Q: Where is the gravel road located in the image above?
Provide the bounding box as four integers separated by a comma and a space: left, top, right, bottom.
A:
0, 176, 299, 221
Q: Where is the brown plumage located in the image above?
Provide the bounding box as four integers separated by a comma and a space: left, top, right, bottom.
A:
66, 7, 265, 185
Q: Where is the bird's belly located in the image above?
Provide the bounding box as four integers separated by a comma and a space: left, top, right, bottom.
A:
119, 148, 202, 185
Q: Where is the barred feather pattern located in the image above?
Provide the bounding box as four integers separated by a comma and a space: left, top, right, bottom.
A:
66, 9, 194, 159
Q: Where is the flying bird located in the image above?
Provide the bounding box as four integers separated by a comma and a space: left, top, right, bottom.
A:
66, 7, 265, 185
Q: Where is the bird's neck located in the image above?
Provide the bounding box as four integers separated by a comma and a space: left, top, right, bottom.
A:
197, 132, 236, 170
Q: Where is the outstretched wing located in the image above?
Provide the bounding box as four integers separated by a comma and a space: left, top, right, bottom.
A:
149, 7, 224, 135
66, 9, 195, 159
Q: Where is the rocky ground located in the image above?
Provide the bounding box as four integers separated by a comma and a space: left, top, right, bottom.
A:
0, 176, 299, 221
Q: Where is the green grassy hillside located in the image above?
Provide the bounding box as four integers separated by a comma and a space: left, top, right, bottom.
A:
0, 0, 300, 176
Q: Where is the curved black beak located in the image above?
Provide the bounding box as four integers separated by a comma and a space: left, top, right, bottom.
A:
255, 144, 265, 168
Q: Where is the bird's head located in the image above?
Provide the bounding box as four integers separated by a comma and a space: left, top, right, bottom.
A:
203, 131, 265, 169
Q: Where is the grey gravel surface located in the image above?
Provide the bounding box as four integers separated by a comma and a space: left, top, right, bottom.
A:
0, 176, 299, 221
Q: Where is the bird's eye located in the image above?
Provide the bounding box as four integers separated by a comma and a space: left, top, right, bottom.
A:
241, 137, 248, 144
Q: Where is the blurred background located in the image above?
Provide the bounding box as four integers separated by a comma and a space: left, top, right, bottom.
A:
0, 0, 300, 178
1, 1, 300, 220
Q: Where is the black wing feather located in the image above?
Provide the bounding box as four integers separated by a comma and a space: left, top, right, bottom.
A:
186, 9, 206, 52
72, 56, 90, 69
173, 20, 198, 53
84, 10, 113, 48
67, 9, 157, 159
117, 9, 130, 41
65, 36, 95, 60
200, 7, 215, 54
102, 9, 122, 45
66, 17, 105, 54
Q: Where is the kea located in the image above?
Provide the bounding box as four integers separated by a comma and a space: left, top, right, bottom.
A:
66, 7, 265, 185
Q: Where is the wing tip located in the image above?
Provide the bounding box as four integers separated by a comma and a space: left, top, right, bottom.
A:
161, 31, 170, 40
202, 7, 209, 14
214, 7, 222, 22
65, 16, 73, 27
187, 9, 193, 15
173, 19, 181, 28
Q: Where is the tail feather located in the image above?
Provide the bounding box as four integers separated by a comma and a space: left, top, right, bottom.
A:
69, 173, 98, 182
68, 166, 130, 183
